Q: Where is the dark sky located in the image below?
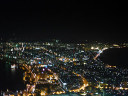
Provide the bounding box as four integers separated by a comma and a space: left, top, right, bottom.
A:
0, 0, 128, 42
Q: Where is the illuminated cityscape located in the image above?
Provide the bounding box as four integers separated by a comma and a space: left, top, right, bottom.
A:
0, 0, 128, 96
0, 40, 128, 96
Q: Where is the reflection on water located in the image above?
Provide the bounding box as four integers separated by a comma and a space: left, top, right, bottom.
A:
0, 60, 25, 91
11, 68, 16, 80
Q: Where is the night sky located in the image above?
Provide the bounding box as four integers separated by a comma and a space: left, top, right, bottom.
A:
0, 0, 128, 42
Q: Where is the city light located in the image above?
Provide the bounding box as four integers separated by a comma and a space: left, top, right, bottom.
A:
0, 41, 128, 95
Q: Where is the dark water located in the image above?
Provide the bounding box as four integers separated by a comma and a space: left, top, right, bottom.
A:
100, 47, 128, 68
0, 60, 25, 91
